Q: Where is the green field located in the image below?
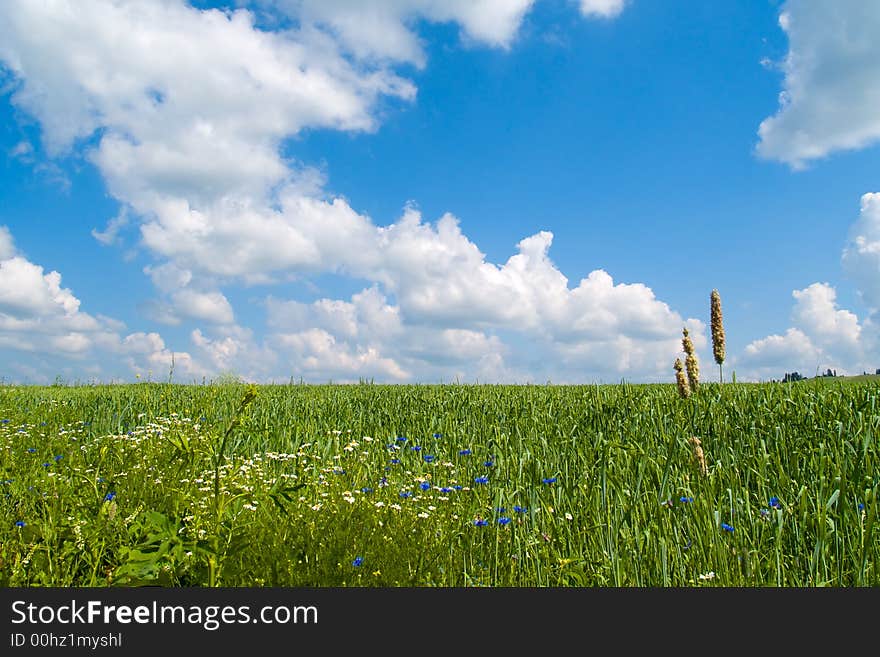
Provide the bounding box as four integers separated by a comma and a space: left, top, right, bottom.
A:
1, 380, 877, 586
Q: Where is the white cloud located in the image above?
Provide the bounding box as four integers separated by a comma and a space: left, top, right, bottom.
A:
791, 282, 860, 353
739, 328, 821, 379
92, 208, 129, 246
0, 225, 202, 380
578, 0, 626, 19
737, 281, 874, 380
843, 192, 880, 310
0, 0, 698, 385
267, 0, 538, 65
756, 1, 880, 167
0, 226, 16, 260
170, 289, 235, 325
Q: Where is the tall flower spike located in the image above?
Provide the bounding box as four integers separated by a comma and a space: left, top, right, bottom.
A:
689, 436, 708, 477
710, 289, 726, 383
682, 328, 699, 392
674, 358, 690, 399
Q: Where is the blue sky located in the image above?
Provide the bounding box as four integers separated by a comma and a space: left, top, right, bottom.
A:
1, 0, 879, 384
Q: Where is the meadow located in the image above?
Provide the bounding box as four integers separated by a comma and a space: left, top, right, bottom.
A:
0, 379, 876, 587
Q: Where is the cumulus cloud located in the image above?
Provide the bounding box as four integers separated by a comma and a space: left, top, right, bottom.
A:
267, 0, 538, 65
578, 0, 626, 19
737, 282, 873, 380
843, 192, 880, 310
756, 1, 880, 167
0, 0, 701, 385
0, 226, 202, 381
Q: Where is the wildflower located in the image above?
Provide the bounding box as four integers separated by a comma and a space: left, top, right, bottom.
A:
26, 448, 36, 453
104, 491, 117, 502
698, 571, 716, 581
496, 507, 507, 514
419, 481, 431, 491
396, 436, 407, 443
679, 496, 693, 503
433, 433, 442, 438
858, 503, 865, 511
513, 505, 528, 514
352, 557, 363, 567
417, 512, 430, 519
391, 458, 401, 465
769, 497, 781, 509
399, 491, 413, 499
1, 419, 8, 424
542, 477, 557, 485
15, 520, 25, 527
474, 476, 489, 485
360, 487, 373, 494
473, 518, 488, 527
440, 487, 454, 493
484, 460, 494, 467
498, 517, 511, 525
721, 523, 734, 533
54, 455, 63, 461
760, 508, 770, 520
564, 512, 574, 521
423, 454, 435, 463
411, 445, 422, 452
42, 462, 50, 468
453, 485, 463, 491
459, 449, 472, 456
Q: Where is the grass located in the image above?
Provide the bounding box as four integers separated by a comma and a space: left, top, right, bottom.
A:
0, 380, 877, 587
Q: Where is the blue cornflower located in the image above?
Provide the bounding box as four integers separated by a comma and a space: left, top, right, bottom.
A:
497, 517, 512, 525
496, 507, 506, 513
433, 433, 442, 438
423, 454, 435, 463
26, 448, 36, 453
440, 487, 454, 493
391, 458, 401, 465
104, 491, 116, 502
474, 476, 489, 485
513, 505, 528, 514
396, 436, 407, 443
352, 556, 363, 567
399, 491, 413, 499
858, 503, 865, 511
769, 497, 781, 509
458, 449, 472, 456
333, 468, 345, 475
0, 419, 8, 423
483, 460, 494, 467
679, 496, 693, 503
542, 477, 557, 485
15, 520, 25, 527
473, 519, 488, 527
419, 481, 431, 491
361, 487, 373, 494
721, 523, 734, 533
41, 462, 50, 468
411, 445, 422, 452
453, 485, 463, 491
760, 508, 770, 519
54, 455, 63, 461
